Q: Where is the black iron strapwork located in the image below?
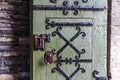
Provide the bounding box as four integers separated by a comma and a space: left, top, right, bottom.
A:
52, 26, 86, 59
45, 26, 92, 80
33, 1, 106, 15
93, 70, 108, 80
50, 0, 57, 3
49, 0, 88, 3
45, 18, 93, 29
82, 0, 88, 3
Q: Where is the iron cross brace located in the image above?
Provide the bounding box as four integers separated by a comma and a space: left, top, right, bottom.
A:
44, 26, 92, 80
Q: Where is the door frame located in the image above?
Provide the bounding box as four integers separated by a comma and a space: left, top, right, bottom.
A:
107, 0, 112, 79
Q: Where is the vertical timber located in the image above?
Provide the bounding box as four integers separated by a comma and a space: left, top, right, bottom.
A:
107, 0, 112, 79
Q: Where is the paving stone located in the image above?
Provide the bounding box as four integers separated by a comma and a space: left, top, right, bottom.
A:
111, 34, 120, 46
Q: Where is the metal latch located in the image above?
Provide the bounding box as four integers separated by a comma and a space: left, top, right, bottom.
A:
34, 34, 50, 50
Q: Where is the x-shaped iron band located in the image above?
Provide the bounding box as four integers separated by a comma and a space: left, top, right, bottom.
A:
50, 26, 92, 80
52, 26, 86, 59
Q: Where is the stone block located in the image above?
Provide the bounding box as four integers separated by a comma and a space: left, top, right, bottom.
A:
111, 34, 120, 46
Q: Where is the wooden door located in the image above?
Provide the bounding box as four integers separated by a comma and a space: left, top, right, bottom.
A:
33, 0, 108, 80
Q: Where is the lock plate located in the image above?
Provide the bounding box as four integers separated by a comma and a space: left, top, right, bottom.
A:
34, 34, 50, 50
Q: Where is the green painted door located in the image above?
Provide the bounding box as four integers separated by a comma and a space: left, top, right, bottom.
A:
33, 0, 108, 80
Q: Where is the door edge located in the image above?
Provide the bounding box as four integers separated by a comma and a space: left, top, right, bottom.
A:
107, 0, 112, 79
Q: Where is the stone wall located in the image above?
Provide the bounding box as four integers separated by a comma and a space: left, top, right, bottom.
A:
0, 0, 30, 80
111, 0, 120, 80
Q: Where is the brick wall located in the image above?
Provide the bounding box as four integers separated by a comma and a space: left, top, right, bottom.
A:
111, 0, 120, 80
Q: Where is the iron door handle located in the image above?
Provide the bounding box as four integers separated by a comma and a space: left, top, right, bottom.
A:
44, 49, 57, 64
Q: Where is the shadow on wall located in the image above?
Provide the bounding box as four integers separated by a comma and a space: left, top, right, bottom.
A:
0, 0, 30, 80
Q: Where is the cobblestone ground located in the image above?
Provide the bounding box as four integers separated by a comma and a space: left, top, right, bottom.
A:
111, 0, 120, 80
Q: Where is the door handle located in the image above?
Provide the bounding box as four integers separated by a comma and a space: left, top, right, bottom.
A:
44, 49, 57, 64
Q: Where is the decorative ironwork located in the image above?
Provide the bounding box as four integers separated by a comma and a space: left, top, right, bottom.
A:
59, 58, 92, 64
45, 18, 93, 29
34, 34, 50, 50
50, 0, 88, 3
82, 0, 88, 3
50, 0, 57, 3
93, 70, 108, 80
52, 26, 86, 59
52, 63, 86, 80
46, 26, 92, 80
33, 1, 106, 15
